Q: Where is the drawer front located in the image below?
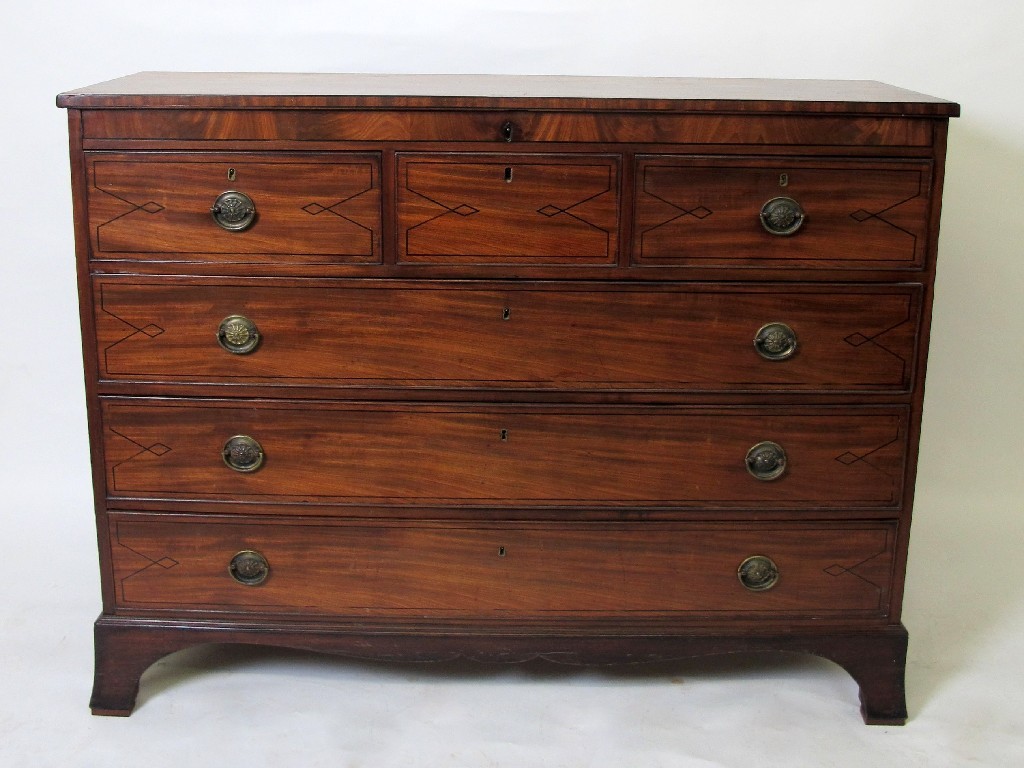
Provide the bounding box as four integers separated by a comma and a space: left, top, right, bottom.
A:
83, 109, 933, 147
633, 157, 932, 268
102, 400, 908, 509
95, 278, 921, 394
86, 153, 381, 262
110, 517, 897, 620
397, 154, 619, 265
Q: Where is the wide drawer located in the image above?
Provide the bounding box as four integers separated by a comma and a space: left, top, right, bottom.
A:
102, 400, 908, 509
396, 154, 619, 265
82, 109, 933, 147
633, 157, 933, 269
86, 153, 381, 263
94, 278, 922, 394
109, 516, 897, 620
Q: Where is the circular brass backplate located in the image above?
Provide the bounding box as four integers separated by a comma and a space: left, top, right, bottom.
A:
217, 315, 260, 354
229, 550, 269, 586
745, 441, 787, 481
737, 555, 780, 591
211, 190, 256, 231
222, 435, 265, 473
759, 196, 805, 236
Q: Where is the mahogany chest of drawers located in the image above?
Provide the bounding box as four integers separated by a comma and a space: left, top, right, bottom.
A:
58, 73, 958, 723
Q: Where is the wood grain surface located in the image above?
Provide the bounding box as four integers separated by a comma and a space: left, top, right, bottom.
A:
81, 109, 934, 147
101, 399, 908, 508
397, 154, 618, 264
109, 516, 896, 618
87, 153, 381, 262
634, 157, 932, 267
94, 278, 921, 393
60, 73, 957, 719
58, 73, 959, 116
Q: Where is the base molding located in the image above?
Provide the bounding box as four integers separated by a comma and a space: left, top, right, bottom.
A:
89, 617, 908, 724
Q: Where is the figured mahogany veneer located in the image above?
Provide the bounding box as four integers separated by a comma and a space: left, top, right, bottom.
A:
59, 73, 957, 724
81, 109, 935, 147
633, 157, 932, 268
109, 517, 897, 619
101, 400, 908, 509
397, 154, 619, 264
93, 278, 921, 393
87, 153, 381, 262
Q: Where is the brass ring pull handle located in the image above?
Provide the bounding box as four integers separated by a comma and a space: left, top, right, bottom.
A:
753, 322, 798, 361
737, 555, 779, 591
759, 196, 805, 236
211, 190, 256, 231
746, 441, 787, 481
217, 315, 260, 355
222, 435, 264, 473
229, 550, 269, 586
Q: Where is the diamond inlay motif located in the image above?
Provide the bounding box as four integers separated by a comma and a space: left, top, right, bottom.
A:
452, 204, 479, 216
538, 205, 564, 217
835, 452, 860, 465
140, 202, 165, 214
148, 443, 171, 456
850, 209, 874, 222
844, 333, 869, 347
824, 564, 848, 576
302, 203, 328, 215
140, 324, 165, 338
155, 557, 179, 569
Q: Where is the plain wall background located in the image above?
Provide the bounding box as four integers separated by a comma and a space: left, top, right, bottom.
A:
2, 2, 1022, 766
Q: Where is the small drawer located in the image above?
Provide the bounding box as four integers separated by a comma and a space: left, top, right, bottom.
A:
633, 156, 933, 269
86, 153, 381, 263
101, 399, 908, 510
110, 516, 897, 620
94, 277, 922, 394
397, 154, 619, 265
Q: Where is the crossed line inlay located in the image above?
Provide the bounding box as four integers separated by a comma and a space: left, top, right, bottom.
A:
833, 435, 900, 473
115, 524, 180, 601
821, 533, 892, 600
98, 285, 166, 373
108, 426, 172, 491
840, 300, 914, 382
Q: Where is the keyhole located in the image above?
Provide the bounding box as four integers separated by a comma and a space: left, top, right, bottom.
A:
498, 546, 507, 557
779, 173, 789, 187
500, 429, 509, 441
504, 167, 513, 183
228, 168, 236, 181
502, 307, 511, 320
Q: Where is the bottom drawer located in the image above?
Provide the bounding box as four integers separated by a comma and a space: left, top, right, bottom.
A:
110, 517, 897, 621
